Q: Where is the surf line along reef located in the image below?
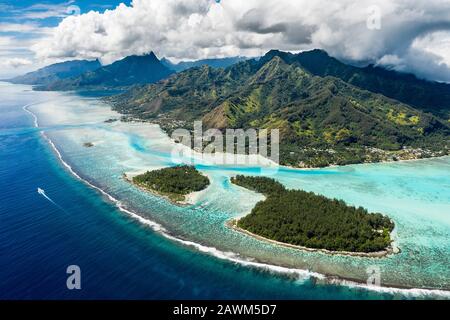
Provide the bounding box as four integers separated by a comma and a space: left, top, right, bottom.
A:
228, 175, 397, 258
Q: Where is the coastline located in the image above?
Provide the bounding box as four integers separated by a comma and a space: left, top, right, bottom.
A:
122, 172, 205, 207
279, 154, 450, 172
227, 218, 398, 259
125, 163, 399, 259
21, 96, 450, 295
104, 115, 450, 171
34, 132, 450, 294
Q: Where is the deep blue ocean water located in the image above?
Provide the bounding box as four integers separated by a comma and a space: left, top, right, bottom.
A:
0, 84, 431, 299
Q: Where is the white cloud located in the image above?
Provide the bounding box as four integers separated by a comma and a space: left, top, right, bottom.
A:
0, 35, 45, 54
1, 57, 33, 68
0, 36, 45, 78
0, 23, 53, 36
0, 36, 37, 50
0, 2, 81, 78
413, 31, 450, 66
9, 1, 77, 20
31, 0, 450, 81
0, 36, 13, 47
0, 23, 39, 33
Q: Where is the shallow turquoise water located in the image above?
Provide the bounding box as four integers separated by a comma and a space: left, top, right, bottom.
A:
5, 82, 448, 296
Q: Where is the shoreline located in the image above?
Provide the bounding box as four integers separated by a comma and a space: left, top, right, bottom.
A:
227, 218, 398, 259
106, 114, 450, 171
41, 134, 450, 293
41, 119, 446, 294
20, 90, 450, 298
22, 98, 450, 294
125, 165, 399, 259
279, 154, 450, 172
122, 172, 201, 207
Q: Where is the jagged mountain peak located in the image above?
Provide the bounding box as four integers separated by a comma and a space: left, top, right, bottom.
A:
116, 52, 161, 65
37, 52, 174, 90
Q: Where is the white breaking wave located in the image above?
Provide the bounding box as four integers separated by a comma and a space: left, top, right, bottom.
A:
24, 103, 450, 299
23, 103, 41, 127
42, 128, 322, 281
326, 278, 450, 299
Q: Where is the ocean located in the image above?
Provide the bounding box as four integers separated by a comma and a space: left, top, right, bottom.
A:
0, 82, 448, 299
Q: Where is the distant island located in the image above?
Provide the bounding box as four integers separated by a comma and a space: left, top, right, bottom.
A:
7, 59, 101, 86
127, 165, 210, 204
33, 53, 174, 91
229, 175, 395, 256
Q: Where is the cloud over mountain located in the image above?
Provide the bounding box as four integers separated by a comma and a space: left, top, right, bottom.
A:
1, 58, 33, 68
33, 0, 450, 82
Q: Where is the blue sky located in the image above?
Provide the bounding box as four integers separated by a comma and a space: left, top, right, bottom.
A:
0, 0, 131, 25
0, 0, 131, 77
1, 1, 450, 82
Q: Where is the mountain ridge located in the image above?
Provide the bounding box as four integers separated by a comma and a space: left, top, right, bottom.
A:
276, 49, 450, 118
7, 59, 102, 85
36, 52, 174, 91
107, 50, 449, 167
161, 56, 251, 72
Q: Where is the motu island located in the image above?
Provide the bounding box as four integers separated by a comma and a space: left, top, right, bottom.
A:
229, 175, 396, 256
129, 165, 210, 204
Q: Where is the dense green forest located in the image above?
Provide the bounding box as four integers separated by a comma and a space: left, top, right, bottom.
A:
132, 165, 209, 202
231, 175, 394, 253
108, 50, 450, 168
282, 49, 450, 119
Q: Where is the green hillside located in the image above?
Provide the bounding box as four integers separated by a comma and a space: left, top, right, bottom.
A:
107, 51, 450, 168
265, 49, 450, 119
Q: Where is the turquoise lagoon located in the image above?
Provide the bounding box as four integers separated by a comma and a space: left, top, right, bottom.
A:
13, 82, 450, 295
